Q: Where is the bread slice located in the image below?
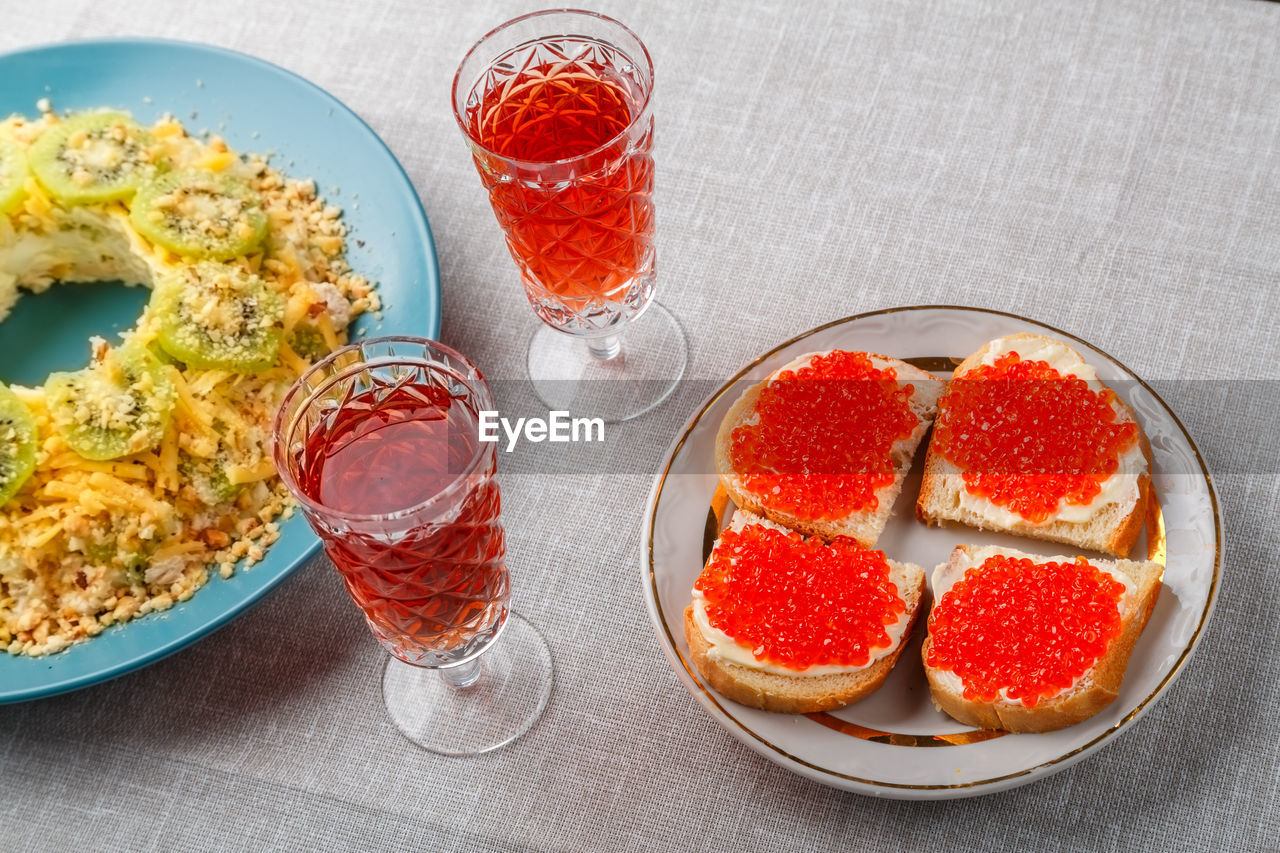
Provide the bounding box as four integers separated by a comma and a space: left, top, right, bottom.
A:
915, 333, 1152, 557
715, 350, 943, 548
921, 544, 1162, 733
684, 511, 926, 714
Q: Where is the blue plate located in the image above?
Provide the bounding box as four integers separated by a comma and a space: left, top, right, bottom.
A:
0, 39, 441, 702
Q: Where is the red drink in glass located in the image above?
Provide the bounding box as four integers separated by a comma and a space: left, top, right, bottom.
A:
463, 54, 654, 319
455, 18, 656, 335
274, 338, 508, 668
292, 382, 506, 666
274, 338, 552, 756
453, 10, 686, 425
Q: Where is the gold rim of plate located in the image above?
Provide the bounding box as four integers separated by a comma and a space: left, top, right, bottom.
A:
647, 304, 1220, 792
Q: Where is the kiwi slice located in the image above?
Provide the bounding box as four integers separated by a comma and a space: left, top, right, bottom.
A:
130, 169, 267, 260
151, 261, 284, 371
0, 139, 30, 215
28, 112, 160, 205
0, 382, 38, 505
45, 345, 175, 460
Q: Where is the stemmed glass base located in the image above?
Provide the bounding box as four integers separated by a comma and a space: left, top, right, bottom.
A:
526, 301, 689, 423
381, 612, 553, 756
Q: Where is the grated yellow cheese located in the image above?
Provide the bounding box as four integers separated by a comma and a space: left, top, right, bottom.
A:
156, 427, 180, 492
193, 150, 235, 172
225, 460, 277, 485
167, 366, 216, 429
21, 176, 53, 223
315, 312, 339, 352
277, 341, 310, 377
30, 522, 64, 549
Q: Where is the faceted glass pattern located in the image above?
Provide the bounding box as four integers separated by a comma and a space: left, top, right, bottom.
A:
455, 17, 656, 337
273, 337, 509, 668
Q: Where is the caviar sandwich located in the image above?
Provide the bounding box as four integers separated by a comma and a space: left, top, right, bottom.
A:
685, 510, 925, 713
922, 544, 1162, 732
715, 349, 942, 549
917, 333, 1152, 557
691, 349, 938, 713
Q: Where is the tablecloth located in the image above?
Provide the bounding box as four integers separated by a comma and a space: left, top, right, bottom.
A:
2, 0, 1278, 849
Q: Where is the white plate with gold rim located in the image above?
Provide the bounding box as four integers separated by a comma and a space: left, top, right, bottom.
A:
642, 305, 1221, 799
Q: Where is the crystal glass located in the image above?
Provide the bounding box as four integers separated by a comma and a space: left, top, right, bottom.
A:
272, 336, 552, 755
452, 9, 688, 422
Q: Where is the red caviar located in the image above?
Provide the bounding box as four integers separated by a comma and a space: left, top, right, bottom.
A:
729, 351, 918, 522
695, 523, 906, 671
933, 351, 1137, 522
925, 554, 1125, 706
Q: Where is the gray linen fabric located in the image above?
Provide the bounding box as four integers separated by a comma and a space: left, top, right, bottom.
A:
2, 0, 1279, 850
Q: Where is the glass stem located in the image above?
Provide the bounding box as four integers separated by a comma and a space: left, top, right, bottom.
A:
439, 657, 482, 689
587, 334, 622, 362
